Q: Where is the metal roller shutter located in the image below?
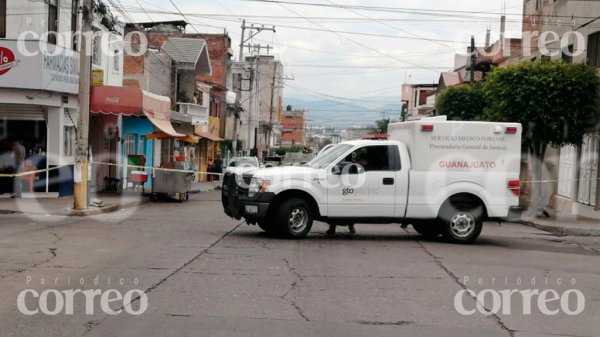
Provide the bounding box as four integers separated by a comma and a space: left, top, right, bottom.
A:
0, 104, 45, 121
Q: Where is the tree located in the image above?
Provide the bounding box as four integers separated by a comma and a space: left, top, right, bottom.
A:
373, 118, 390, 133
435, 84, 487, 121
481, 60, 600, 213
318, 137, 332, 149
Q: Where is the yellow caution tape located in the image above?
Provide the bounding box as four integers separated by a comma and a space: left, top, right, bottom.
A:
0, 161, 590, 184
90, 161, 224, 176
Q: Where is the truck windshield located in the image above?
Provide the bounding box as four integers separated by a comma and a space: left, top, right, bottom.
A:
308, 144, 353, 169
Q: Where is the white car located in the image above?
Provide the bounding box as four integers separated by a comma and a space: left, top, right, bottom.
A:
224, 156, 260, 175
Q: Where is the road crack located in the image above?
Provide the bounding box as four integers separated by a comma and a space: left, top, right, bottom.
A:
412, 236, 515, 337
281, 258, 309, 321
82, 221, 245, 336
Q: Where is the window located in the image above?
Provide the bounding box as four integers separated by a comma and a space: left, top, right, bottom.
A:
535, 0, 541, 10
343, 146, 393, 172
123, 135, 136, 157
92, 33, 101, 65
46, 0, 58, 44
561, 44, 574, 63
0, 0, 6, 38
64, 126, 76, 157
113, 50, 120, 71
587, 32, 600, 67
137, 137, 145, 155
71, 0, 79, 49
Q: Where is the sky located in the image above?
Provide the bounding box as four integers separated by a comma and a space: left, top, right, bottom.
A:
115, 0, 524, 108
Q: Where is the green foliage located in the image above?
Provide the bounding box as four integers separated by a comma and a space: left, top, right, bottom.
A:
368, 119, 390, 134
274, 145, 304, 156
376, 118, 390, 133
435, 84, 487, 121
481, 60, 600, 155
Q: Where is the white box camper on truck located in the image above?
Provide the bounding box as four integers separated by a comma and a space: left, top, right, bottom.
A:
222, 116, 522, 243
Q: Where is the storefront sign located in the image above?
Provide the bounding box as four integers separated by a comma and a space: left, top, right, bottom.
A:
0, 47, 19, 75
0, 40, 80, 94
92, 69, 104, 86
209, 117, 220, 137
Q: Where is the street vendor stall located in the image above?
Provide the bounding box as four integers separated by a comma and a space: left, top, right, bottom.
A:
146, 132, 199, 202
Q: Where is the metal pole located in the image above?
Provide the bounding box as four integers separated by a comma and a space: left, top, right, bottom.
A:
470, 36, 476, 84
239, 20, 246, 62
74, 0, 92, 210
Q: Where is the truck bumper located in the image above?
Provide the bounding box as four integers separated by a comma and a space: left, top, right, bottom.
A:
221, 173, 275, 221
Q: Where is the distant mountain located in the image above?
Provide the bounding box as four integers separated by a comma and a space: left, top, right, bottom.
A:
283, 96, 402, 128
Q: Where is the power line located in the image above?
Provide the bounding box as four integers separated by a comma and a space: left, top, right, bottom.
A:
167, 0, 200, 33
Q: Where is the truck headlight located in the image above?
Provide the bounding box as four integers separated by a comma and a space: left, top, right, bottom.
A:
248, 178, 271, 197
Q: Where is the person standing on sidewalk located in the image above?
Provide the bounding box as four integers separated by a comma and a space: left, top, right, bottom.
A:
11, 139, 26, 198
213, 155, 223, 182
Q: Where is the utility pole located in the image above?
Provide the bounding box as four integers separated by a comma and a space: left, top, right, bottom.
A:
247, 55, 258, 155
74, 0, 92, 210
238, 21, 275, 155
267, 62, 278, 151
470, 35, 476, 84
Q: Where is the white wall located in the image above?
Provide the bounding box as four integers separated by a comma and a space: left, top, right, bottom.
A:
5, 0, 47, 39
6, 0, 76, 46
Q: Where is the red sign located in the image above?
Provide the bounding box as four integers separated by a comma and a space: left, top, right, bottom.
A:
0, 47, 18, 76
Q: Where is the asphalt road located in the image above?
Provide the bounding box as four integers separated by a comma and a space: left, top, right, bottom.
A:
0, 191, 598, 337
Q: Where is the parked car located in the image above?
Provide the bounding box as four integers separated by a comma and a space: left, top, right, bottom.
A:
225, 156, 260, 175
263, 156, 282, 168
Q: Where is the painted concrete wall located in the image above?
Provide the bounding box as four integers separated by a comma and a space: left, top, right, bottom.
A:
120, 117, 154, 187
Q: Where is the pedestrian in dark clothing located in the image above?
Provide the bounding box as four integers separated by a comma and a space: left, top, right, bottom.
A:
12, 140, 26, 198
214, 155, 223, 181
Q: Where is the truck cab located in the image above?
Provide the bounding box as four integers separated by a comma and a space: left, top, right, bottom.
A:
222, 118, 521, 243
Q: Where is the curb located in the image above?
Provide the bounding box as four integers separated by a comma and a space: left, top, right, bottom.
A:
517, 219, 600, 237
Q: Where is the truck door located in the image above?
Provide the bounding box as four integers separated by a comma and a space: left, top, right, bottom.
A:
327, 145, 398, 218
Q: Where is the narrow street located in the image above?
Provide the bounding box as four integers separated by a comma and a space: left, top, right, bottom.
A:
0, 191, 598, 337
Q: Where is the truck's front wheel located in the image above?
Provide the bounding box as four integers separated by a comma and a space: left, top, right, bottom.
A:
439, 202, 483, 244
276, 198, 313, 239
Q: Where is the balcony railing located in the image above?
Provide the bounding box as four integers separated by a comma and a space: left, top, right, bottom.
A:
177, 103, 209, 126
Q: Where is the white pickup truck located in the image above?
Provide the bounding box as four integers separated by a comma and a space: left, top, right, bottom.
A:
222, 118, 522, 243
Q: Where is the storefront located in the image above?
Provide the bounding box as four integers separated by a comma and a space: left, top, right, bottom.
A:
194, 117, 223, 182
0, 40, 79, 197
90, 86, 184, 191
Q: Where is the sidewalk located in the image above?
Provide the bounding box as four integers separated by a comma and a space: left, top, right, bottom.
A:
519, 213, 600, 237
0, 181, 221, 217
0, 192, 148, 216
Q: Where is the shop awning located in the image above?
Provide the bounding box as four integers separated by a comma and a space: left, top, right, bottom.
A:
195, 130, 223, 142
142, 91, 186, 137
90, 86, 185, 137
145, 132, 200, 144
90, 86, 144, 116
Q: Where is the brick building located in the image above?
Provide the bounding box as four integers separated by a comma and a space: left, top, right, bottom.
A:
124, 21, 233, 139
281, 108, 306, 146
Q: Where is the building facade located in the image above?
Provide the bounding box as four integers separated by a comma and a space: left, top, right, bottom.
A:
280, 108, 306, 146
400, 83, 437, 120
0, 0, 121, 196
505, 0, 600, 218
238, 55, 284, 157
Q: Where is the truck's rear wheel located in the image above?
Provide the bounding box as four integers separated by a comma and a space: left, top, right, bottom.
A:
412, 223, 442, 238
275, 198, 313, 239
439, 202, 483, 244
